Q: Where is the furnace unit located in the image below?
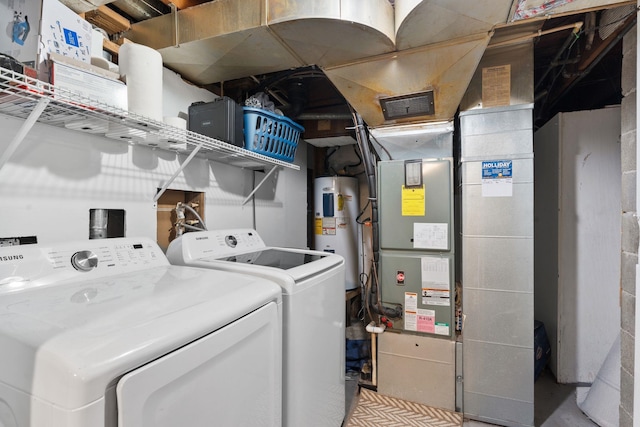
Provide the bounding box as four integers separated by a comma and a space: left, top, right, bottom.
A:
376, 157, 457, 411
378, 158, 455, 336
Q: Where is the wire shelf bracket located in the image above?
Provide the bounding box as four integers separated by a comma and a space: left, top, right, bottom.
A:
0, 97, 50, 170
0, 66, 300, 200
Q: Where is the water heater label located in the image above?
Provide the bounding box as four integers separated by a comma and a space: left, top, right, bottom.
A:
336, 216, 349, 229
321, 217, 336, 235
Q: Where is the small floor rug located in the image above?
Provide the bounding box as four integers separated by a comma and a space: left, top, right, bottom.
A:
346, 388, 463, 427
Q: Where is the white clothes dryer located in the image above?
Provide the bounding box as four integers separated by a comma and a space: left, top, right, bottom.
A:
0, 237, 282, 427
166, 229, 346, 427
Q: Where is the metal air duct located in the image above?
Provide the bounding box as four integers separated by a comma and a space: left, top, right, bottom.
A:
323, 32, 491, 127
125, 0, 395, 85
122, 0, 524, 126
394, 0, 514, 49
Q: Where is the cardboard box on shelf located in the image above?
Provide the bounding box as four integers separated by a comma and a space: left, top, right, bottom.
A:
49, 54, 127, 111
0, 0, 42, 68
0, 0, 92, 81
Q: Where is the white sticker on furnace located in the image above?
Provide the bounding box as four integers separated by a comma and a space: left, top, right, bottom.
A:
404, 292, 436, 333
421, 256, 450, 306
435, 323, 450, 335
404, 292, 418, 331
413, 223, 448, 250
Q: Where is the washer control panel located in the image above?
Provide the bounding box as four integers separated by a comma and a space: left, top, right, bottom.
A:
177, 229, 266, 259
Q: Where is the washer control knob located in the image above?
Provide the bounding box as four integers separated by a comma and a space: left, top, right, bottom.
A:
225, 235, 238, 248
71, 250, 98, 272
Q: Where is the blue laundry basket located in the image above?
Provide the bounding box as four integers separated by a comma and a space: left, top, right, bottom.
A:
243, 107, 304, 163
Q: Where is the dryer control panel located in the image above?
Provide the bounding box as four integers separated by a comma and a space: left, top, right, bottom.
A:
0, 238, 169, 293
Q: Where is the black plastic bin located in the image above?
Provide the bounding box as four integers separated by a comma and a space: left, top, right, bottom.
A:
188, 97, 244, 147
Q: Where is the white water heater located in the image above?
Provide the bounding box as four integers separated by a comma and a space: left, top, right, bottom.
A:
314, 176, 360, 291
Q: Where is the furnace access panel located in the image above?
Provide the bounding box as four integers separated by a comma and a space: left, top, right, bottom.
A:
378, 159, 455, 338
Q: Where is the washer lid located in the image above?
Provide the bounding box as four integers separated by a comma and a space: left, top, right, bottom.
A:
167, 229, 345, 282
0, 238, 281, 411
218, 248, 326, 269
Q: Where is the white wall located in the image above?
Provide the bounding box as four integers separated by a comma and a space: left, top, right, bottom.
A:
0, 70, 308, 246
162, 68, 216, 119
254, 140, 308, 249
0, 115, 245, 243
558, 108, 622, 383
535, 107, 622, 384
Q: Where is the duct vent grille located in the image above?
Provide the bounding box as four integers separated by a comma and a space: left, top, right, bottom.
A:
380, 91, 435, 120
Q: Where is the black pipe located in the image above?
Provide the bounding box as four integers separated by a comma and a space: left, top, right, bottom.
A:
549, 15, 637, 112
535, 25, 581, 93
351, 110, 378, 263
351, 108, 402, 319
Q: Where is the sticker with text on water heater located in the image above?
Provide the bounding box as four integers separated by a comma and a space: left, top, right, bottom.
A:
482, 160, 513, 197
336, 216, 349, 229
321, 217, 336, 235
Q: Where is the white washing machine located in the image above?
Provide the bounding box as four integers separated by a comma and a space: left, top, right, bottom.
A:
0, 237, 282, 427
166, 229, 346, 427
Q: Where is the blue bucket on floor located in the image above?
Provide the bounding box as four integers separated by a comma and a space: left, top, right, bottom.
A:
346, 339, 370, 372
535, 320, 551, 380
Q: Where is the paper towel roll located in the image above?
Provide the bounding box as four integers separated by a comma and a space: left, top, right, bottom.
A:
118, 43, 164, 122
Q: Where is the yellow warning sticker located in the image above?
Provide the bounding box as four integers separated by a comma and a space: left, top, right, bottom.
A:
401, 185, 425, 216
314, 217, 323, 235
